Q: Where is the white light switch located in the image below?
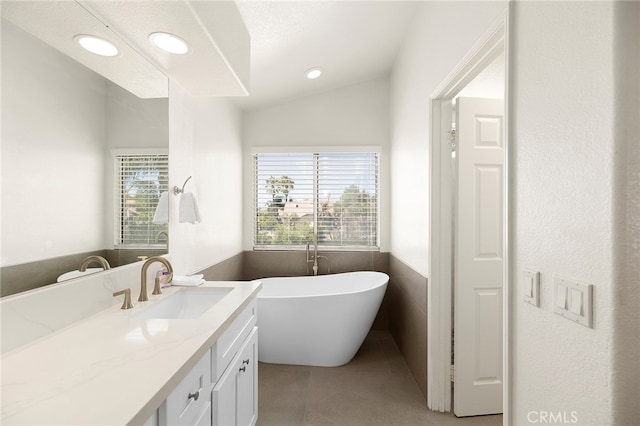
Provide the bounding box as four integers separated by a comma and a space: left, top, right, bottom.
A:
556, 284, 567, 309
522, 269, 540, 307
523, 277, 533, 297
553, 275, 593, 328
570, 289, 582, 315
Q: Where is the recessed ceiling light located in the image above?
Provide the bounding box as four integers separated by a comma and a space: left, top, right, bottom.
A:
74, 35, 118, 57
306, 67, 323, 80
149, 32, 190, 55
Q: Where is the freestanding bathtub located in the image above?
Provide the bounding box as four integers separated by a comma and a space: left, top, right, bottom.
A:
256, 271, 388, 367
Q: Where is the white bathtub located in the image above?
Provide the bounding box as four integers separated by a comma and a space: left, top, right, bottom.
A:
256, 271, 388, 367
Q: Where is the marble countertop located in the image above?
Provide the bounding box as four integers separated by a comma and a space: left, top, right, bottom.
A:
1, 281, 261, 425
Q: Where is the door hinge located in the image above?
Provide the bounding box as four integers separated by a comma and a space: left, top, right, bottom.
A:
447, 129, 456, 151
450, 365, 455, 382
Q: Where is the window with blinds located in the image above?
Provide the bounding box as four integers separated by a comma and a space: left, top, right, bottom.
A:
254, 152, 379, 250
114, 154, 169, 247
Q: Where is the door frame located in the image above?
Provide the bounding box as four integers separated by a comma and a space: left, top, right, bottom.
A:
427, 7, 511, 417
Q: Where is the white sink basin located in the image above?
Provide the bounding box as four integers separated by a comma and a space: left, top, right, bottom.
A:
133, 287, 233, 319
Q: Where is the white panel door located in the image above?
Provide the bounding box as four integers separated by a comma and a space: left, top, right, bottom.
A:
453, 97, 504, 417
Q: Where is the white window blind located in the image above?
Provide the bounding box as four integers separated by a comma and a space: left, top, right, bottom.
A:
115, 154, 169, 247
253, 152, 379, 249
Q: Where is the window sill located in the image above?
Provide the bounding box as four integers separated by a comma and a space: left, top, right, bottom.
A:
252, 246, 380, 252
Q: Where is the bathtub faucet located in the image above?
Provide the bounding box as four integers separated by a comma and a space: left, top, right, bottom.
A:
306, 243, 318, 275
306, 242, 330, 276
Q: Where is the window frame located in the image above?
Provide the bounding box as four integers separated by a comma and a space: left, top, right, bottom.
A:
252, 146, 381, 252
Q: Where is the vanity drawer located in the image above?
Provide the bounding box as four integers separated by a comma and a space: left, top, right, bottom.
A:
211, 299, 257, 383
160, 349, 211, 426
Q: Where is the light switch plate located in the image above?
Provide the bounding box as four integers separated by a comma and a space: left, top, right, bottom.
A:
553, 275, 593, 328
522, 269, 540, 307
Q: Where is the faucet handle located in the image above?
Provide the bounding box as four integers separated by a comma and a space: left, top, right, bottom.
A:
152, 277, 162, 296
113, 288, 134, 310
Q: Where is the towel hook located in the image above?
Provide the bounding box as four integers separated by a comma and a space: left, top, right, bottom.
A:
173, 176, 192, 195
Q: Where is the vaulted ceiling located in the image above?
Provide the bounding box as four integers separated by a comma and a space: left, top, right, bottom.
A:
233, 1, 420, 110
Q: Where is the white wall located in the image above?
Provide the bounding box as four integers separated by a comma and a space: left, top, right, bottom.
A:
242, 78, 391, 250
1, 20, 106, 266
168, 80, 243, 274
613, 2, 640, 423
456, 52, 504, 100
105, 82, 169, 150
390, 1, 506, 276
511, 2, 638, 424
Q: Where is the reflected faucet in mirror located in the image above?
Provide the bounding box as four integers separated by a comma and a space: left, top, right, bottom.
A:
154, 231, 169, 244
79, 256, 111, 272
139, 257, 173, 302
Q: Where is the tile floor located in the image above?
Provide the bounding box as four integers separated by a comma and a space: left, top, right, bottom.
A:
257, 331, 503, 426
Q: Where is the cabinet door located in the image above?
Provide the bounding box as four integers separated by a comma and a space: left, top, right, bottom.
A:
236, 328, 257, 426
212, 327, 258, 426
213, 360, 237, 426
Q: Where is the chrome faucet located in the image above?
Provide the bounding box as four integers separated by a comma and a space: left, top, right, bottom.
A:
139, 257, 173, 302
79, 255, 111, 271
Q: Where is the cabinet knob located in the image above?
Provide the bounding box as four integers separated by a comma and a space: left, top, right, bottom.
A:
188, 390, 200, 401
242, 359, 250, 365
239, 366, 246, 373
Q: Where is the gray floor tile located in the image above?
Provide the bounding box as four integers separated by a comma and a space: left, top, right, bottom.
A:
258, 365, 311, 426
257, 331, 502, 426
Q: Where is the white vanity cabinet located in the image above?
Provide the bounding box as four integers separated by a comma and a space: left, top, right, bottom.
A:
156, 299, 258, 426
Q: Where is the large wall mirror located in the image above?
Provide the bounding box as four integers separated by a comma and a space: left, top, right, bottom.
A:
1, 6, 170, 297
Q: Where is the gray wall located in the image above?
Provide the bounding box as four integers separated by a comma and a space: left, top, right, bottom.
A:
198, 252, 244, 282
0, 249, 166, 297
388, 255, 428, 399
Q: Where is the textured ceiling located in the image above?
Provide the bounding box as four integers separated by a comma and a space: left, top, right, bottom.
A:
233, 0, 420, 110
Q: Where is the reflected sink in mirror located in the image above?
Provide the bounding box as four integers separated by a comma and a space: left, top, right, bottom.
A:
57, 268, 104, 282
133, 288, 233, 319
